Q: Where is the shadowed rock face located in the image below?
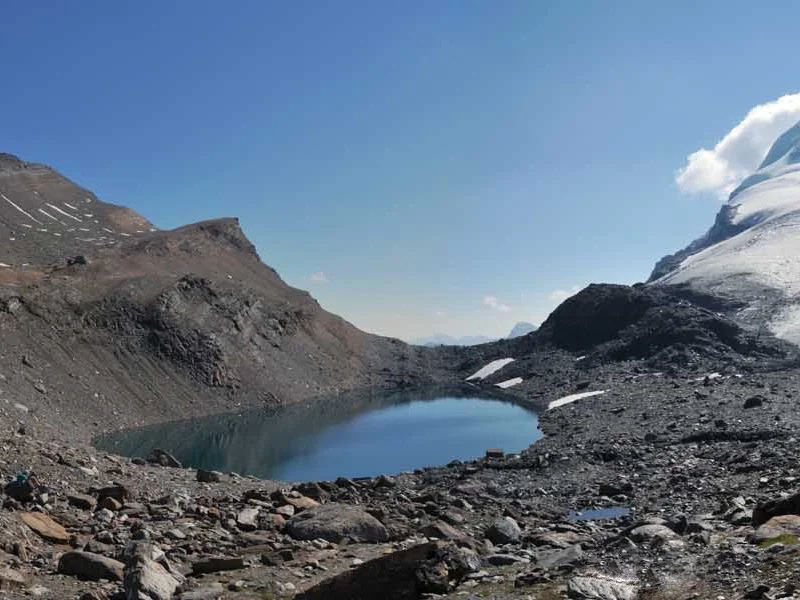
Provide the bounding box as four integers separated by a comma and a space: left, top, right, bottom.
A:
531, 283, 794, 367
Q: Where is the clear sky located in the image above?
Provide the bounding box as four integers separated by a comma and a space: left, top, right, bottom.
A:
3, 1, 800, 340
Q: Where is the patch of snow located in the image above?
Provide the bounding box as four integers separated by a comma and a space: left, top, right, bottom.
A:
63, 202, 78, 211
465, 358, 515, 381
694, 372, 722, 382
102, 227, 115, 234
0, 263, 10, 268
21, 224, 32, 229
548, 390, 607, 410
46, 203, 82, 222
495, 377, 523, 389
1, 193, 43, 225
575, 355, 587, 361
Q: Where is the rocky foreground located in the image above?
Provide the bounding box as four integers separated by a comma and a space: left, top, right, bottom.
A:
3, 360, 800, 600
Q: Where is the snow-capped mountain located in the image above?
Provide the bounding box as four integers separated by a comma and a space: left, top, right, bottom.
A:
652, 120, 800, 342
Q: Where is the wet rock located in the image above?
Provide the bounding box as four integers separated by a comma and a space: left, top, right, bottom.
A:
58, 551, 125, 582
20, 512, 70, 543
485, 516, 521, 545
191, 556, 245, 575
568, 573, 637, 600
286, 503, 389, 543
196, 469, 221, 483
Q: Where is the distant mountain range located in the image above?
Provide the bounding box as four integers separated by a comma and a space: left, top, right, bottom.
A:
411, 321, 537, 347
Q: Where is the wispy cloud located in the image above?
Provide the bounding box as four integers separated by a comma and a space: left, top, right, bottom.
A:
482, 295, 510, 312
676, 93, 800, 200
309, 271, 329, 283
434, 310, 448, 318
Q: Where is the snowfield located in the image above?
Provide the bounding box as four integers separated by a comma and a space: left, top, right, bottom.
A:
495, 377, 523, 389
548, 390, 606, 410
656, 120, 800, 343
465, 358, 515, 381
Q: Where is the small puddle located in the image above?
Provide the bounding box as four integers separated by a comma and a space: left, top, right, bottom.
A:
567, 506, 632, 522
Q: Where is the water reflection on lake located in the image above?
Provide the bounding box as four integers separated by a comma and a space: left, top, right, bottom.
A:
95, 387, 540, 482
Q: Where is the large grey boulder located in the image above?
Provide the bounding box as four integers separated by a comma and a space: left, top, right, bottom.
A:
123, 543, 182, 600
628, 524, 679, 544
485, 516, 521, 545
286, 503, 388, 543
58, 551, 124, 582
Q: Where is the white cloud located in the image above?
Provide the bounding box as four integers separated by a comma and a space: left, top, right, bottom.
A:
309, 271, 328, 283
434, 310, 447, 318
676, 93, 800, 200
482, 295, 510, 312
549, 285, 581, 303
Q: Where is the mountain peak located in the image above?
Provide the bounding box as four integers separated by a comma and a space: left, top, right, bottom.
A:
651, 119, 800, 342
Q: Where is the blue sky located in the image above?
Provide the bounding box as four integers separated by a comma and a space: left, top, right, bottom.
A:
3, 1, 800, 339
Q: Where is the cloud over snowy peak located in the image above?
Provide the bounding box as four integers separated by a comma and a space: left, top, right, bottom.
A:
676, 93, 800, 200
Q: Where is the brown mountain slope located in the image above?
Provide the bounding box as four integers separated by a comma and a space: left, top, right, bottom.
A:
0, 155, 445, 442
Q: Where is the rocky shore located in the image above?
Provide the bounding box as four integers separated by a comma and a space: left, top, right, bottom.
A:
3, 357, 800, 600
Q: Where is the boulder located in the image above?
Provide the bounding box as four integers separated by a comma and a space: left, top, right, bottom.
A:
753, 491, 800, 527
20, 512, 69, 544
286, 503, 389, 543
568, 574, 637, 600
536, 544, 584, 569
68, 493, 97, 511
749, 515, 800, 544
628, 524, 679, 544
236, 508, 259, 531
191, 556, 245, 575
0, 567, 26, 590
485, 516, 521, 545
147, 449, 182, 468
196, 469, 221, 483
295, 542, 477, 600
58, 551, 124, 582
124, 552, 181, 600
419, 520, 480, 550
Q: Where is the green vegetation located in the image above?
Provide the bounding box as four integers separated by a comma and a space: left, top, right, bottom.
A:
758, 532, 799, 548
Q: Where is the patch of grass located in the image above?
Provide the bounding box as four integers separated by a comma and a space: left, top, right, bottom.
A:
758, 532, 799, 548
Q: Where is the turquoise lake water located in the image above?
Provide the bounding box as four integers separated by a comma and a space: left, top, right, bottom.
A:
96, 389, 540, 481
